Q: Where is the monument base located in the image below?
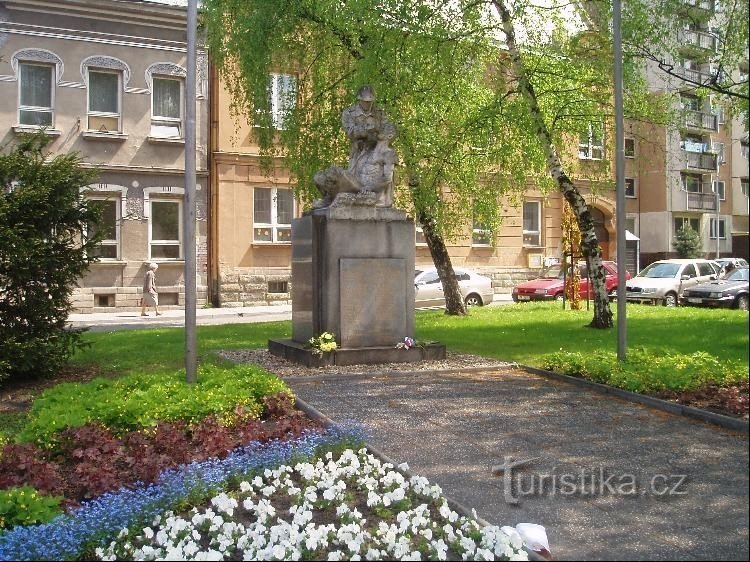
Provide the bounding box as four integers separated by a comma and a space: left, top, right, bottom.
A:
268, 338, 446, 368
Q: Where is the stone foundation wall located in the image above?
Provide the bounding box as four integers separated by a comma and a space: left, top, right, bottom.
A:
474, 267, 540, 294
217, 267, 293, 307
71, 285, 208, 314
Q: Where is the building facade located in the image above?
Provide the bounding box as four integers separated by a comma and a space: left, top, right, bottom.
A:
0, 0, 208, 313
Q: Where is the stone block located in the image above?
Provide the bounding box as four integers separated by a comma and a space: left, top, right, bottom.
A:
222, 301, 243, 308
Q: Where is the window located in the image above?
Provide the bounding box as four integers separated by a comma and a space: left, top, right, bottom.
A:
151, 76, 182, 138
522, 201, 541, 246
624, 138, 635, 158
18, 63, 54, 127
150, 199, 182, 258
697, 262, 715, 276
674, 216, 700, 234
87, 198, 119, 259
625, 177, 637, 198
625, 217, 636, 234
680, 94, 701, 112
713, 180, 725, 200
741, 178, 749, 196
267, 73, 296, 129
415, 225, 428, 246
578, 123, 604, 160
681, 263, 698, 279
712, 142, 725, 164
741, 139, 749, 159
472, 204, 491, 246
680, 134, 708, 153
88, 70, 121, 132
682, 173, 704, 193
253, 187, 294, 243
709, 218, 726, 239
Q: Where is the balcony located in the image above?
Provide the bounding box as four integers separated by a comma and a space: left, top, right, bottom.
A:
677, 66, 714, 86
682, 109, 718, 132
686, 191, 717, 211
682, 0, 715, 14
678, 29, 718, 53
683, 150, 718, 171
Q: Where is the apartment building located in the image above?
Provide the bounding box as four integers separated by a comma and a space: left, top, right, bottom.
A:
636, 0, 748, 264
0, 0, 209, 313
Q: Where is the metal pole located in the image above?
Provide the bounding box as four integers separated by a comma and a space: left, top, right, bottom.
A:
614, 0, 627, 361
184, 0, 198, 383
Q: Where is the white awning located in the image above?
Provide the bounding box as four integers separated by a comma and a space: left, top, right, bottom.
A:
625, 230, 640, 241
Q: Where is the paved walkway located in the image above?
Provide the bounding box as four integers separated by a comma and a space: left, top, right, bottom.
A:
286, 368, 749, 561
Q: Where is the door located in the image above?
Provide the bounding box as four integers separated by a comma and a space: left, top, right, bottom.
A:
414, 270, 444, 307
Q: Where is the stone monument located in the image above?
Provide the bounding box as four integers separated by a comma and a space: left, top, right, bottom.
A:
268, 86, 445, 366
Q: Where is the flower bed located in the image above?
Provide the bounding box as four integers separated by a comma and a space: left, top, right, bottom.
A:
0, 394, 321, 507
0, 426, 364, 561
94, 448, 532, 561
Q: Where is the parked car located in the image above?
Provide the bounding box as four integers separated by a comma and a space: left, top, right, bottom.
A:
625, 259, 721, 307
414, 267, 494, 307
680, 267, 749, 310
715, 257, 749, 277
512, 261, 629, 302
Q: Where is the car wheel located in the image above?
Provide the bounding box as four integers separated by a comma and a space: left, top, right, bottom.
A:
663, 292, 678, 307
554, 293, 564, 301
735, 294, 749, 311
512, 295, 519, 303
464, 293, 483, 307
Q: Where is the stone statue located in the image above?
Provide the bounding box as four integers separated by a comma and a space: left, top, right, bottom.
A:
313, 85, 397, 209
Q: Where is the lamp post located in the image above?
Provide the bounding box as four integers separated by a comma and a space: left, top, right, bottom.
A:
184, 0, 198, 383
614, 0, 627, 361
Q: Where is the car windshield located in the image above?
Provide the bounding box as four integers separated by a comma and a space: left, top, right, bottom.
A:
639, 262, 680, 278
726, 268, 749, 282
540, 264, 586, 279
415, 270, 423, 278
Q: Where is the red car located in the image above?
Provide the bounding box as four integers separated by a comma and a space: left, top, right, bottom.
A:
512, 261, 630, 302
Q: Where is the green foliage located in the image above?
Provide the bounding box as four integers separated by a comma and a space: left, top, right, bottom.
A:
0, 133, 102, 385
674, 225, 702, 258
541, 348, 747, 393
0, 486, 63, 530
18, 364, 292, 448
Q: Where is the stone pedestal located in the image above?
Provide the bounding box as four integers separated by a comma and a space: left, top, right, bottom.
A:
292, 205, 415, 346
270, 205, 445, 365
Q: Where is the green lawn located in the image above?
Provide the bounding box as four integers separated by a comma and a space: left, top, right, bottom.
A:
67, 302, 748, 374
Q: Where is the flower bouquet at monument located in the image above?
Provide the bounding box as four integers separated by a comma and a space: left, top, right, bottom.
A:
306, 332, 338, 357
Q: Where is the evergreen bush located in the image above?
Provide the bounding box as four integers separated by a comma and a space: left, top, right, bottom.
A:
0, 133, 102, 385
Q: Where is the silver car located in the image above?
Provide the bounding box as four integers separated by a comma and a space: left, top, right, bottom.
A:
625, 259, 721, 307
415, 267, 494, 307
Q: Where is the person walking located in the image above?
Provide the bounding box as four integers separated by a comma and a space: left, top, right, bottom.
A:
140, 262, 161, 316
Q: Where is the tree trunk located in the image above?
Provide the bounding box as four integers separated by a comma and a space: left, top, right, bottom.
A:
416, 209, 467, 316
493, 0, 613, 329
409, 174, 467, 316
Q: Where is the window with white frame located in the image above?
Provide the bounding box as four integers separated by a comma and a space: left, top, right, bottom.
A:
87, 69, 121, 132
741, 139, 749, 159
87, 198, 119, 259
267, 74, 296, 130
415, 225, 427, 246
624, 137, 635, 158
709, 218, 726, 239
253, 187, 294, 243
150, 199, 182, 259
674, 216, 700, 234
625, 177, 637, 197
18, 63, 54, 127
741, 178, 749, 196
578, 123, 604, 160
522, 201, 541, 246
151, 76, 182, 138
713, 180, 725, 200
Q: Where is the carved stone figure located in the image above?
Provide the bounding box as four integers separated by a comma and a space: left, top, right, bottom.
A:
313, 85, 397, 209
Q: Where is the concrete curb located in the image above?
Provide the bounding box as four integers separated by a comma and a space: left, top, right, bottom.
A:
294, 395, 546, 561
280, 363, 516, 383
517, 364, 749, 434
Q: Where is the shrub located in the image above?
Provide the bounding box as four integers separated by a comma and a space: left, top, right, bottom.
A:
18, 364, 291, 448
674, 225, 701, 258
542, 348, 747, 393
0, 486, 63, 530
0, 133, 103, 385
